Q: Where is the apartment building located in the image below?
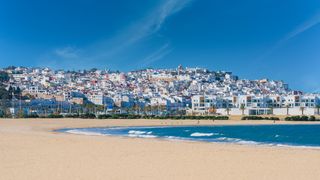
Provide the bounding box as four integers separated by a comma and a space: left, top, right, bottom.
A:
192, 94, 320, 116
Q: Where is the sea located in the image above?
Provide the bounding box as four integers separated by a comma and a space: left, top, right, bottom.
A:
59, 124, 320, 148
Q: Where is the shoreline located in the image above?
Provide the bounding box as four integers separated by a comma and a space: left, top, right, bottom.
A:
57, 121, 320, 150
1, 119, 320, 180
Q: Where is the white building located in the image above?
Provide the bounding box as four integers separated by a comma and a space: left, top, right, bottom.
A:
191, 94, 320, 116
88, 93, 105, 105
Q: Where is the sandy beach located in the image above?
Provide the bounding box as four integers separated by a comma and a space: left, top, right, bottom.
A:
1, 119, 320, 180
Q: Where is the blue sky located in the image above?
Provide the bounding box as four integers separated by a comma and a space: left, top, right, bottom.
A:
1, 0, 320, 92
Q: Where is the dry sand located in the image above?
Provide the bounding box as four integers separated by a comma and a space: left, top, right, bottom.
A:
0, 119, 320, 180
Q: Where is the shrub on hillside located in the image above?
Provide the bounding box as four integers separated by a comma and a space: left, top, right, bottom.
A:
96, 115, 229, 120
79, 113, 96, 119
97, 114, 112, 119
45, 114, 64, 118
213, 116, 229, 120
23, 114, 39, 118
309, 116, 316, 121
285, 116, 319, 121
301, 116, 309, 121
241, 116, 279, 121
64, 114, 80, 118
241, 116, 264, 120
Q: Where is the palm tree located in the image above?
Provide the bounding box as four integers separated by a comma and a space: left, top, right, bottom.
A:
300, 106, 305, 115
125, 107, 132, 114
225, 107, 231, 116
240, 104, 246, 116
133, 103, 139, 115
159, 105, 167, 116
112, 106, 119, 114
285, 105, 290, 116
96, 105, 105, 114
269, 106, 274, 115
316, 105, 320, 115
145, 105, 152, 115
84, 103, 95, 114
151, 105, 158, 115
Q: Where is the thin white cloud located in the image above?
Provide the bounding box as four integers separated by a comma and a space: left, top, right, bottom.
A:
87, 0, 193, 61
54, 46, 80, 59
258, 12, 320, 60
45, 0, 193, 68
281, 13, 320, 45
128, 0, 193, 43
140, 43, 173, 67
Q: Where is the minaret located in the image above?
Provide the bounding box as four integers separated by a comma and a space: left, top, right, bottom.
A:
177, 64, 183, 75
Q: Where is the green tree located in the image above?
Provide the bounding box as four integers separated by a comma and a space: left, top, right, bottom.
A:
0, 72, 9, 82
17, 109, 25, 118
240, 104, 246, 115
0, 72, 10, 109
0, 86, 10, 100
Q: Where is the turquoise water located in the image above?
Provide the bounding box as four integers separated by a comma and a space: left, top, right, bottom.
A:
60, 124, 320, 148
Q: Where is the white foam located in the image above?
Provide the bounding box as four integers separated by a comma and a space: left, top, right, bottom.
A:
128, 130, 153, 135
164, 136, 190, 142
275, 144, 320, 149
237, 140, 259, 145
215, 137, 259, 145
128, 130, 147, 135
166, 136, 177, 139
216, 137, 237, 141
128, 134, 157, 138
190, 132, 215, 137
66, 129, 157, 138
66, 129, 105, 136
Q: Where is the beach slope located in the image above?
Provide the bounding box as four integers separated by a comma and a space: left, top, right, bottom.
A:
0, 119, 320, 180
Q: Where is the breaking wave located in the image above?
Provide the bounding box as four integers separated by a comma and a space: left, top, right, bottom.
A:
128, 130, 153, 135
190, 132, 215, 137
127, 130, 156, 138
214, 137, 259, 145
